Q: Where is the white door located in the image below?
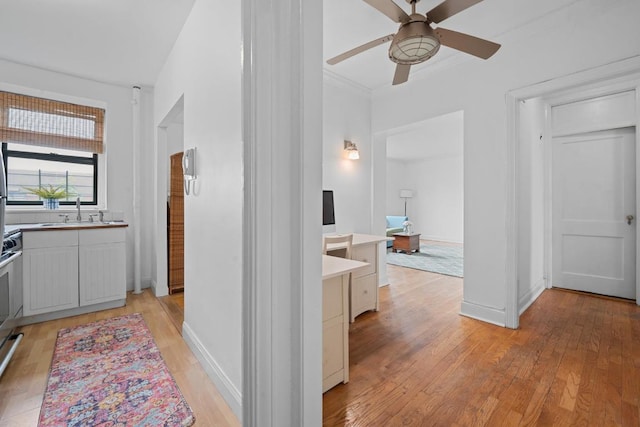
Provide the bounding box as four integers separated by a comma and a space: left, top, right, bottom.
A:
552, 127, 636, 299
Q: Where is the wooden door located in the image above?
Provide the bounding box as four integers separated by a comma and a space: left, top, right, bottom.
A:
168, 152, 184, 294
552, 128, 636, 299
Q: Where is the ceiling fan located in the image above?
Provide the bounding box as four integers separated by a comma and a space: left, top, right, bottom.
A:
327, 0, 501, 85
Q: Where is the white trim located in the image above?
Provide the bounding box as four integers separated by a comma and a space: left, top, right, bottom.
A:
504, 93, 519, 329
182, 322, 242, 419
506, 56, 640, 326
125, 277, 152, 292
418, 235, 463, 245
17, 299, 125, 326
242, 0, 323, 425
459, 301, 505, 327
518, 279, 546, 315
323, 69, 372, 98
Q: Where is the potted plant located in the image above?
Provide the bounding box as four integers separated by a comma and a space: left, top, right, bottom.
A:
23, 185, 70, 210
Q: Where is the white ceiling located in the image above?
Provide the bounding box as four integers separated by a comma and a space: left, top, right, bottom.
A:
0, 0, 579, 90
386, 110, 463, 161
323, 0, 581, 90
0, 0, 195, 87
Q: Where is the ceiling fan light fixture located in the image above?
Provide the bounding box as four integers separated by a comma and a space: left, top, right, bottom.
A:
389, 21, 440, 65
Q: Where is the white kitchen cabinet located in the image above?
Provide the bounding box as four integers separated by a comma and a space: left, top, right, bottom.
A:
23, 230, 79, 316
22, 226, 127, 318
79, 228, 126, 306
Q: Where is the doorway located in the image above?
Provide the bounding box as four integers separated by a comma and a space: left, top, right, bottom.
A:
508, 61, 640, 328
154, 97, 184, 299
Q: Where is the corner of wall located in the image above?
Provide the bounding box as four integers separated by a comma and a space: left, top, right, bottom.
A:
182, 322, 243, 422
459, 300, 506, 328
518, 279, 546, 316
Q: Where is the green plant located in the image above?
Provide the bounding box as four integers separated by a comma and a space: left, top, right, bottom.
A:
23, 185, 70, 200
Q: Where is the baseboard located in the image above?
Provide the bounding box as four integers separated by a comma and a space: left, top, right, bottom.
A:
460, 301, 506, 327
126, 277, 153, 292
420, 235, 463, 244
518, 279, 546, 315
18, 299, 126, 326
182, 321, 242, 422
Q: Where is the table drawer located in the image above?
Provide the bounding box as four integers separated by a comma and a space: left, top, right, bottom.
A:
352, 274, 376, 315
352, 245, 376, 278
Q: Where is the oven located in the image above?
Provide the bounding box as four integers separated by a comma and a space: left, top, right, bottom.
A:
0, 230, 23, 378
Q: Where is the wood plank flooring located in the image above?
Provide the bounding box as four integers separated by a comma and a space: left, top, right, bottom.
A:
0, 290, 239, 427
323, 264, 640, 426
14, 263, 637, 426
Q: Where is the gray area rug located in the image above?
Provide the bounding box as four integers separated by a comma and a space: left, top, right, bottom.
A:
386, 243, 463, 278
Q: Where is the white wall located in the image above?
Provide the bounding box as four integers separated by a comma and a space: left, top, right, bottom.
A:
0, 58, 154, 291
404, 156, 463, 243
153, 0, 242, 417
386, 157, 464, 243
518, 98, 546, 312
371, 0, 640, 326
386, 159, 407, 216
323, 74, 372, 234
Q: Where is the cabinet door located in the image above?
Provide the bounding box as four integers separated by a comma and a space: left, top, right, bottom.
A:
23, 246, 79, 315
79, 241, 126, 306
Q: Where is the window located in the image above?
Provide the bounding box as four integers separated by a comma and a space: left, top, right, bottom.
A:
2, 143, 98, 205
0, 91, 104, 206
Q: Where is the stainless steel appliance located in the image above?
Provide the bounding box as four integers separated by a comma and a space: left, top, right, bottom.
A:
0, 148, 23, 378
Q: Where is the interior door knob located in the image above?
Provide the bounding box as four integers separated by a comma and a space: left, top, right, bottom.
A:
627, 214, 634, 225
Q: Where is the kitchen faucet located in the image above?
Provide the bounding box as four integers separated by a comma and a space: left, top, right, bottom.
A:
76, 197, 81, 222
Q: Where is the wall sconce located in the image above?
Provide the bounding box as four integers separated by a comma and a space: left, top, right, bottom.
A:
344, 140, 360, 160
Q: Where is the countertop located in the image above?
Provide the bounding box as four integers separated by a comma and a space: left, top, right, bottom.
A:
6, 221, 129, 234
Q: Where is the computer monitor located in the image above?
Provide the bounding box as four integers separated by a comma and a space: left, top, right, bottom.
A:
323, 190, 336, 234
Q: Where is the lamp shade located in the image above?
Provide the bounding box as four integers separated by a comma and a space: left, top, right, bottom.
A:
399, 189, 413, 198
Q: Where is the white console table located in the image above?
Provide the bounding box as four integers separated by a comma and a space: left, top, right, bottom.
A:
322, 255, 368, 392
325, 233, 390, 322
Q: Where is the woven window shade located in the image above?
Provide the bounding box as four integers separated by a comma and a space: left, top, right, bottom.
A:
0, 91, 104, 154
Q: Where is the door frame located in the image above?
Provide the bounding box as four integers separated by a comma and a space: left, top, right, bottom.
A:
544, 96, 638, 300
506, 56, 640, 329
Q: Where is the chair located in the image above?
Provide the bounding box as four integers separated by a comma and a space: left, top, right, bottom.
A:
323, 234, 353, 259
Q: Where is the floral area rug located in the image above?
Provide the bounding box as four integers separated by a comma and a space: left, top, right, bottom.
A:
38, 313, 195, 427
387, 243, 464, 277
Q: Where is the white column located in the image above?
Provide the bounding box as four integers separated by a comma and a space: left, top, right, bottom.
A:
132, 86, 142, 294
242, 0, 323, 425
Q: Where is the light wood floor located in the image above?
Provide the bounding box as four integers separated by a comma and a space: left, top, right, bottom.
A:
323, 264, 640, 426
0, 290, 239, 427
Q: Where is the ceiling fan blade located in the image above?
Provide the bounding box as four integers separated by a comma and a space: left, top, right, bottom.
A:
392, 64, 411, 85
327, 34, 395, 65
362, 0, 411, 24
435, 27, 500, 59
426, 0, 484, 24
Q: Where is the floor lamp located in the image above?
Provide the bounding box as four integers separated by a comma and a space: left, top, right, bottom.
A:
399, 189, 413, 216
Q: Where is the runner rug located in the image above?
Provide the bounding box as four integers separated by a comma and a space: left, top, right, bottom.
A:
38, 313, 195, 427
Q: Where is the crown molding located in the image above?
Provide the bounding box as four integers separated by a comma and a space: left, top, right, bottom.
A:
322, 68, 372, 98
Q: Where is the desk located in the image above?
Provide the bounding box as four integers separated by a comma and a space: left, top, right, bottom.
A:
322, 255, 369, 392
325, 233, 390, 322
